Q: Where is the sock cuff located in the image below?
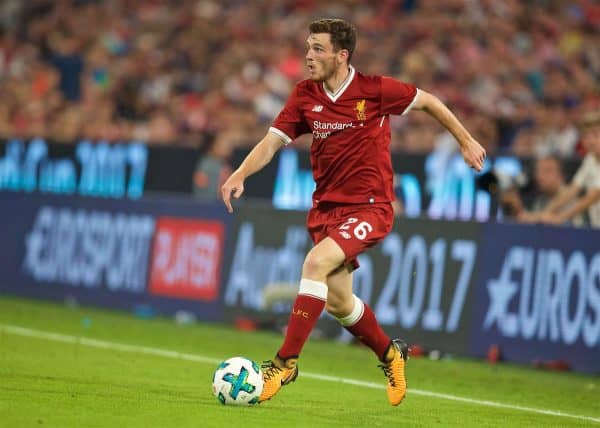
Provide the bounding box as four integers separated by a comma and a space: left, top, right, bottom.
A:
337, 295, 365, 327
298, 278, 328, 301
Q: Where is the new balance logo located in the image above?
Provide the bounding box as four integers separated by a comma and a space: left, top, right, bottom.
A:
312, 105, 323, 112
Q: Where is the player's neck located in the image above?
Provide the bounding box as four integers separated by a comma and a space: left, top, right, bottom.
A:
324, 65, 350, 94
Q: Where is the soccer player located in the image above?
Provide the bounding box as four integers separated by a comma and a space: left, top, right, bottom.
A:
221, 18, 486, 406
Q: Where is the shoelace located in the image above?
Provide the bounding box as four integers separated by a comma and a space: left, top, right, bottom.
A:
378, 363, 397, 387
261, 361, 283, 381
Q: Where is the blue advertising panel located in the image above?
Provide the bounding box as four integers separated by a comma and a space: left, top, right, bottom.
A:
471, 222, 600, 374
0, 138, 201, 198
0, 192, 230, 321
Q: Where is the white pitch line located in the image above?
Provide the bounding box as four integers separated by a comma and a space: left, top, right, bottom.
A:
1, 324, 598, 425
300, 372, 600, 422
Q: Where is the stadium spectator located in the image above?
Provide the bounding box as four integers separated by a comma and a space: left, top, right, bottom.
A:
536, 110, 600, 228
49, 33, 84, 102
193, 133, 233, 201
500, 154, 572, 223
529, 154, 570, 213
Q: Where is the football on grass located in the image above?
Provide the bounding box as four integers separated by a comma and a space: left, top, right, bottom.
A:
212, 357, 263, 405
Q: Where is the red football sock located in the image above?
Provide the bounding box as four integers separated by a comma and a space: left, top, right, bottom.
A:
278, 278, 327, 360
339, 296, 391, 361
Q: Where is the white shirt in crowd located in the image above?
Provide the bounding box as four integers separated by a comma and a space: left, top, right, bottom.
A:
572, 153, 600, 227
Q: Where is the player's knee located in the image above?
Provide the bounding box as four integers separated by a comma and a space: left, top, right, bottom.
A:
325, 300, 342, 318
302, 251, 331, 279
325, 294, 353, 318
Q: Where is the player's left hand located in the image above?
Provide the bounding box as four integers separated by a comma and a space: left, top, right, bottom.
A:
460, 138, 486, 172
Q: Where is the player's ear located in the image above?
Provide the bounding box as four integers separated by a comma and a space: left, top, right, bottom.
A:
337, 49, 349, 64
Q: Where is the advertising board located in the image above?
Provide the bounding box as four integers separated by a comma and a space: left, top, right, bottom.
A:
0, 192, 229, 320
222, 205, 482, 354
471, 223, 600, 373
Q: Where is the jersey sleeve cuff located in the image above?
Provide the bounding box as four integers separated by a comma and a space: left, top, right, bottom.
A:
401, 88, 421, 116
268, 127, 293, 145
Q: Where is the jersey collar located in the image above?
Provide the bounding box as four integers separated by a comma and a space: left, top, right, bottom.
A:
323, 65, 355, 102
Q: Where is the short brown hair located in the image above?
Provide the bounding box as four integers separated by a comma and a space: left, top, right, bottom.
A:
309, 18, 357, 62
579, 110, 600, 130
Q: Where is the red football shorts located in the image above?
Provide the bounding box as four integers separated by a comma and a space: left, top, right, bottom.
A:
306, 202, 394, 271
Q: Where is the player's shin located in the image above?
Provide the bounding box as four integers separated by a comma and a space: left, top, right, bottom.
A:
259, 278, 326, 402
337, 295, 391, 360
277, 278, 328, 360
337, 294, 408, 405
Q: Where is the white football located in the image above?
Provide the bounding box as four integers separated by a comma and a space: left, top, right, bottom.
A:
212, 356, 264, 406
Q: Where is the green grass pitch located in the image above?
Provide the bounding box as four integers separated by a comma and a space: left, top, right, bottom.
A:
0, 296, 598, 427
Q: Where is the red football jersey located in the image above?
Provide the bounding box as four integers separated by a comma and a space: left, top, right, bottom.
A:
270, 66, 418, 205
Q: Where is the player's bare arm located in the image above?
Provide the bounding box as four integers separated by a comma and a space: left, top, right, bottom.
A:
411, 90, 486, 171
221, 132, 285, 213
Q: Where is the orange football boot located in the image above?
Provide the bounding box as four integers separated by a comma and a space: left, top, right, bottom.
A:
379, 339, 409, 406
259, 355, 299, 402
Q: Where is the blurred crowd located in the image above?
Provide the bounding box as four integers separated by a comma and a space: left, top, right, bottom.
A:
0, 0, 598, 226
0, 0, 598, 157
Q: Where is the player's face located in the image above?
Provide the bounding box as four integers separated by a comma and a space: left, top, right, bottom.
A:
305, 33, 345, 82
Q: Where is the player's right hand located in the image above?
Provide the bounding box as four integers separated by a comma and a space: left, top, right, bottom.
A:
221, 171, 245, 213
